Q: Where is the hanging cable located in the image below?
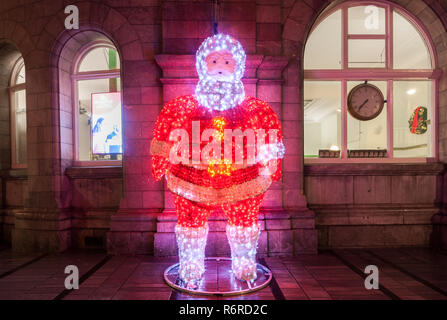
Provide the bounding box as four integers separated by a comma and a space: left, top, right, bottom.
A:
213, 0, 219, 35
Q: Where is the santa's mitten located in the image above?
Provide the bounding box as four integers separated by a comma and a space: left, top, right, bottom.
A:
259, 159, 281, 181
151, 155, 170, 181
256, 141, 284, 181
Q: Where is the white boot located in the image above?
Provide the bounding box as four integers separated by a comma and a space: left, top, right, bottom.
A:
175, 223, 208, 287
226, 223, 260, 282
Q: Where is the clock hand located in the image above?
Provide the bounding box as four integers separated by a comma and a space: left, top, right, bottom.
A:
358, 99, 369, 111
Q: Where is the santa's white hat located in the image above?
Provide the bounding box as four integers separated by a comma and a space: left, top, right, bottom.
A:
195, 33, 246, 82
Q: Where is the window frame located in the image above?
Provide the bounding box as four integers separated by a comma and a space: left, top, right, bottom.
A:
303, 0, 440, 163
9, 57, 27, 169
71, 41, 122, 167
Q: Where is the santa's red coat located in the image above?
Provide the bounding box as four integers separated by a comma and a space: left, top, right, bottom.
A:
150, 95, 282, 206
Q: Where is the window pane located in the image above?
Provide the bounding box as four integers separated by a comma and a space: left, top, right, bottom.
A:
348, 39, 386, 68
347, 81, 387, 152
393, 81, 432, 157
304, 81, 341, 157
304, 10, 342, 70
78, 47, 120, 72
393, 11, 431, 69
14, 89, 27, 165
77, 78, 122, 161
15, 64, 25, 84
348, 5, 386, 35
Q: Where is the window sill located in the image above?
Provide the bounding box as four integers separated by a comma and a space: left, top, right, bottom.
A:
65, 166, 123, 179
0, 168, 28, 179
304, 157, 434, 164
304, 160, 444, 176
72, 160, 122, 167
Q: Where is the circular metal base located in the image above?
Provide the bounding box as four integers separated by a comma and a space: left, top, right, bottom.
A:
164, 257, 272, 296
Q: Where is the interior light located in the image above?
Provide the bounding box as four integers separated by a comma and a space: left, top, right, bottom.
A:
407, 89, 416, 95
330, 145, 340, 151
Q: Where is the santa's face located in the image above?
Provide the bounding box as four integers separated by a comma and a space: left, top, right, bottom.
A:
205, 50, 236, 81
195, 34, 246, 111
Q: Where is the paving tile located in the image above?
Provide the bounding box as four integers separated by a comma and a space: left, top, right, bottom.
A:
0, 250, 107, 300
334, 249, 447, 300
0, 247, 445, 300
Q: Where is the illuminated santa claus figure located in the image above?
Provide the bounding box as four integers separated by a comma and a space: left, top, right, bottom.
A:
151, 34, 284, 287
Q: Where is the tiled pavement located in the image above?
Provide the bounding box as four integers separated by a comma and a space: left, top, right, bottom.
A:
0, 246, 446, 300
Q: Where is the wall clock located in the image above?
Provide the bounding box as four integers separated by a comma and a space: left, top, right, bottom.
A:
347, 83, 385, 121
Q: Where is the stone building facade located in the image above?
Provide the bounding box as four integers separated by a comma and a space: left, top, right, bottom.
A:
0, 0, 446, 255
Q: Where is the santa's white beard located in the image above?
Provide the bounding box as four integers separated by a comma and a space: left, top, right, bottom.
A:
195, 79, 245, 111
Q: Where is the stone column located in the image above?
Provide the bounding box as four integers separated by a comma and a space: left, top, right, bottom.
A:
258, 57, 316, 254
432, 168, 447, 249
106, 50, 163, 254
106, 83, 164, 255
12, 53, 72, 253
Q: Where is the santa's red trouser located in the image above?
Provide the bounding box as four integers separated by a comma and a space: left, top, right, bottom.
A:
174, 193, 265, 228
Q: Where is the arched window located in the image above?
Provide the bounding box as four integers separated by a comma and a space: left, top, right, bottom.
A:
72, 43, 122, 164
303, 2, 438, 161
10, 57, 27, 168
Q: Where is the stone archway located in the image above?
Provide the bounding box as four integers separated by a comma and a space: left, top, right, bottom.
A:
45, 2, 163, 254
7, 1, 161, 253
0, 20, 35, 250
0, 41, 26, 245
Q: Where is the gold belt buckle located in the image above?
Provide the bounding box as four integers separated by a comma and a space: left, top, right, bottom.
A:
207, 159, 232, 177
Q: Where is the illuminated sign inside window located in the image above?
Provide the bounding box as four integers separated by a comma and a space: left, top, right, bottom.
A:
91, 92, 122, 156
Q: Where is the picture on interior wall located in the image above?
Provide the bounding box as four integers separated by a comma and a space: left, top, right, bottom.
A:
91, 92, 122, 158
408, 106, 429, 134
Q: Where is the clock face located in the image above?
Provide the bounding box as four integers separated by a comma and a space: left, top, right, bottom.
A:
348, 83, 385, 121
